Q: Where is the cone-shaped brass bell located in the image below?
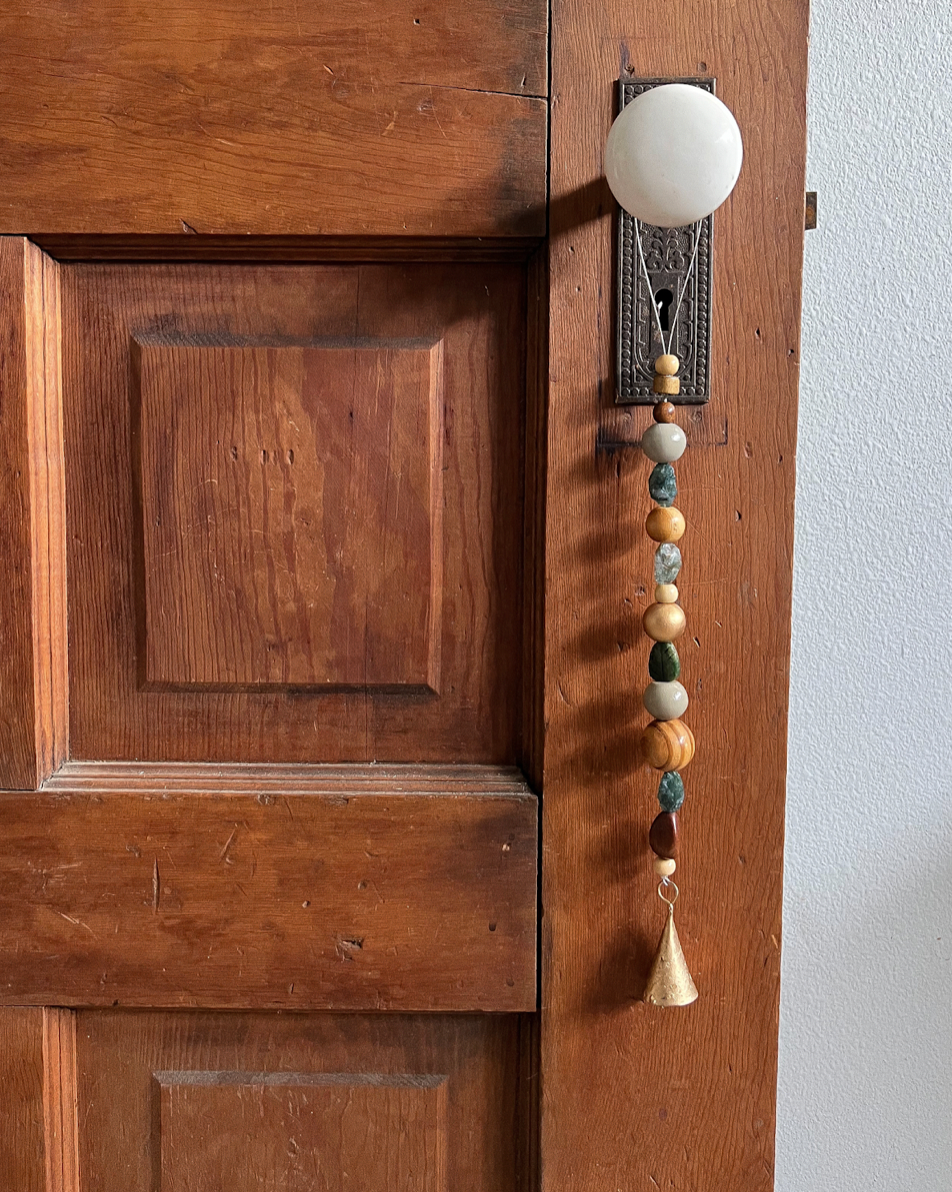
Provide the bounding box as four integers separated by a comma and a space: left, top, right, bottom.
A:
644, 903, 698, 1007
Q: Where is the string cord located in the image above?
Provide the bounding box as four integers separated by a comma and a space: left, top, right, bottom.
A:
633, 218, 703, 359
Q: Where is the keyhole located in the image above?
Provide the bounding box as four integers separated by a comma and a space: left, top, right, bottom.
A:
655, 288, 674, 333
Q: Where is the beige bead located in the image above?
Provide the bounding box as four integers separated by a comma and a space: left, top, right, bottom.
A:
642, 602, 686, 642
643, 680, 689, 721
653, 857, 677, 877
652, 373, 680, 396
654, 354, 680, 376
641, 423, 687, 463
655, 584, 678, 603
645, 506, 686, 543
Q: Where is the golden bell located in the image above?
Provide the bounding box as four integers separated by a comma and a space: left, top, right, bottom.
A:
643, 903, 698, 1007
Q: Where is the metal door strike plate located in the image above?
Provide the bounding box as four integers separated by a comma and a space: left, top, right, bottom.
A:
616, 76, 715, 405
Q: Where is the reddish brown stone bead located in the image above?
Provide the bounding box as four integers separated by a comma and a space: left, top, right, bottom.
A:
653, 400, 677, 424
649, 811, 679, 859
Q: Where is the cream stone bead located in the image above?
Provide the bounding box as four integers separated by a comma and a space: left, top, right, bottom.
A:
655, 584, 678, 603
641, 422, 687, 463
643, 680, 689, 721
653, 857, 677, 878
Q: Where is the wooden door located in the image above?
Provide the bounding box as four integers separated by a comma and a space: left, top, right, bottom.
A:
0, 1, 808, 1190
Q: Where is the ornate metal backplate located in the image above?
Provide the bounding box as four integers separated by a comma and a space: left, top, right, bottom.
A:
615, 77, 715, 405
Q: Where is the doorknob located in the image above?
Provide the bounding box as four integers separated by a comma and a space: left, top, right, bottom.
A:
604, 82, 743, 1006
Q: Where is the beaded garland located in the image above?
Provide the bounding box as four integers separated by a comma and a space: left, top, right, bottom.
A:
641, 352, 699, 1007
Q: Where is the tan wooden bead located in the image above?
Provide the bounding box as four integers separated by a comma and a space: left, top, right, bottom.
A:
642, 602, 686, 642
654, 354, 680, 376
655, 583, 678, 603
642, 718, 695, 771
653, 857, 677, 877
645, 505, 685, 543
652, 373, 680, 396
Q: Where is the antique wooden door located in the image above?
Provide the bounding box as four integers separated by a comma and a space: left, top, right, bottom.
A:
0, 1, 809, 1189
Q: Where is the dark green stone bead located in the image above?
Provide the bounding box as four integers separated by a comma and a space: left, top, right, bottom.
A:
648, 462, 677, 507
657, 771, 685, 813
648, 641, 681, 682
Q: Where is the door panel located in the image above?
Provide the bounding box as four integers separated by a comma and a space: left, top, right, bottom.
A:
0, 2, 548, 237
0, 763, 536, 1010
62, 261, 528, 763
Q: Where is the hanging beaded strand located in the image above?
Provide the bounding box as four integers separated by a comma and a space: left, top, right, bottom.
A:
641, 353, 699, 1007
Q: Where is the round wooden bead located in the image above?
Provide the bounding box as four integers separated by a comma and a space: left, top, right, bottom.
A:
641, 423, 686, 464
649, 811, 679, 858
653, 401, 677, 424
642, 718, 695, 771
653, 857, 677, 877
645, 506, 685, 543
654, 354, 680, 377
655, 583, 678, 603
642, 602, 686, 642
652, 373, 680, 396
643, 680, 689, 721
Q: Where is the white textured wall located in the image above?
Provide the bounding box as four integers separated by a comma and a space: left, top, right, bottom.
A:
777, 1, 952, 1188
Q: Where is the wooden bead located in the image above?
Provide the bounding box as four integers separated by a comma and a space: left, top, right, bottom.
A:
655, 583, 678, 603
653, 857, 677, 877
649, 812, 679, 858
645, 506, 685, 543
653, 400, 677, 423
652, 373, 680, 396
642, 718, 695, 771
654, 354, 680, 376
642, 602, 686, 642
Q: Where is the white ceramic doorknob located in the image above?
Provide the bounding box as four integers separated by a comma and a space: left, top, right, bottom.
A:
605, 83, 743, 227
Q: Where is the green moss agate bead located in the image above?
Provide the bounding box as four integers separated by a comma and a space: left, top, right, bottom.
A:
648, 462, 677, 507
657, 771, 685, 813
648, 641, 681, 682
654, 542, 682, 585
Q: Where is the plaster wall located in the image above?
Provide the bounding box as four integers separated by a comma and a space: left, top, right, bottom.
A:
777, 1, 952, 1187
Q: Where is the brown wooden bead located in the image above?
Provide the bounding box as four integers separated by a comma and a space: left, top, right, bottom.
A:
642, 602, 686, 642
645, 506, 685, 543
652, 373, 680, 396
653, 400, 676, 424
654, 354, 680, 376
649, 811, 679, 859
642, 718, 695, 772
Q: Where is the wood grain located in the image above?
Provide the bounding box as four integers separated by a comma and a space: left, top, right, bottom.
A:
0, 1008, 46, 1192
0, 237, 67, 790
134, 337, 442, 691
64, 262, 527, 763
0, 1, 547, 237
76, 1011, 527, 1192
43, 1008, 80, 1192
542, 3, 809, 1191
0, 762, 537, 1010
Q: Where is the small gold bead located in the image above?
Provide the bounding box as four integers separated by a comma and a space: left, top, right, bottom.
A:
642, 602, 686, 642
652, 373, 680, 396
645, 506, 686, 543
655, 584, 678, 603
653, 857, 677, 877
654, 354, 680, 376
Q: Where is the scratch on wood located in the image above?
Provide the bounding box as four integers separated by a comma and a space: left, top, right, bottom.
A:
56, 911, 97, 938
219, 825, 239, 863
152, 859, 160, 912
